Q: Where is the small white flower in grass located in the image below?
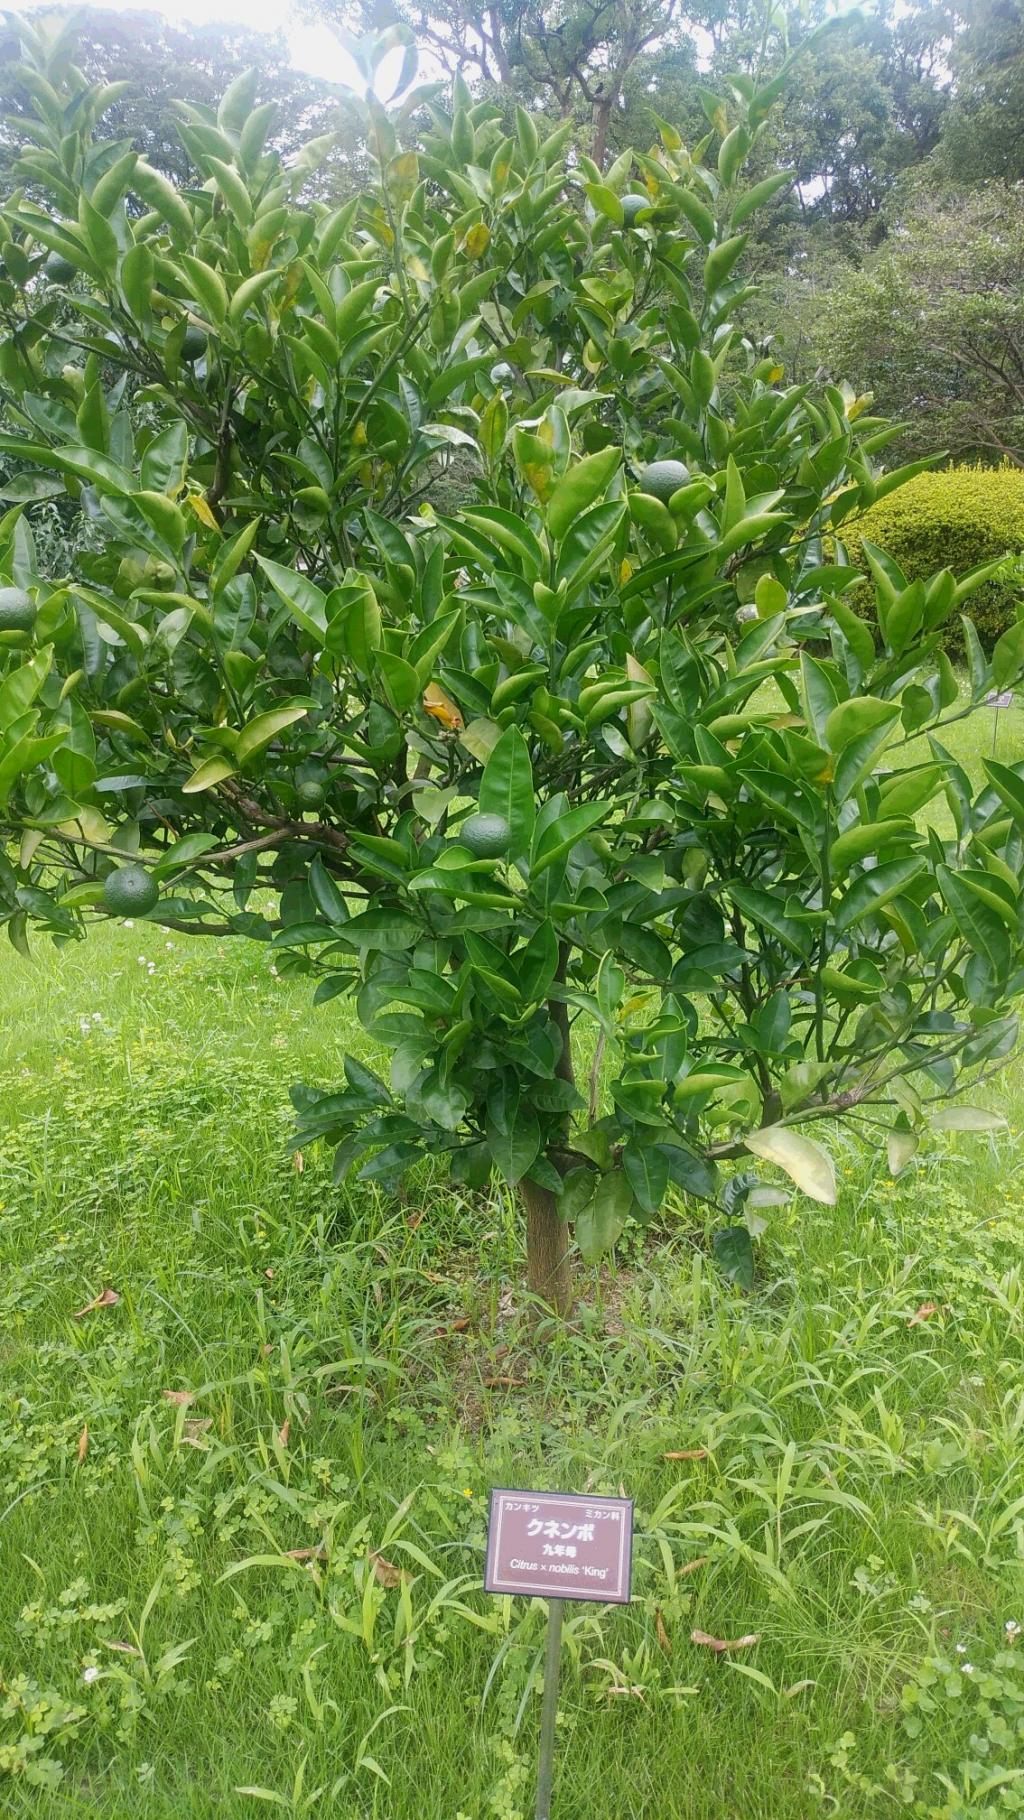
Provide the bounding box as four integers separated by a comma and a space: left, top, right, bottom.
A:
92, 1011, 102, 1022
136, 954, 146, 966
269, 965, 278, 977
961, 1662, 975, 1675
956, 1643, 967, 1654
1007, 1620, 1021, 1640
82, 1665, 100, 1684
165, 941, 174, 950
122, 919, 133, 928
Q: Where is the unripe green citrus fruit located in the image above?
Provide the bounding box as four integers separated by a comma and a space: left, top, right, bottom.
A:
621, 192, 652, 225
102, 863, 159, 917
44, 251, 76, 284
637, 459, 691, 503
0, 587, 36, 634
460, 811, 511, 858
181, 325, 207, 362
296, 777, 326, 808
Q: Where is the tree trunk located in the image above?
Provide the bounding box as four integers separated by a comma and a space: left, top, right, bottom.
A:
592, 96, 613, 171
520, 1175, 575, 1316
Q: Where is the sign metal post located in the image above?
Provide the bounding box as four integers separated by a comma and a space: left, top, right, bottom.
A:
484, 1488, 634, 1820
535, 1599, 564, 1820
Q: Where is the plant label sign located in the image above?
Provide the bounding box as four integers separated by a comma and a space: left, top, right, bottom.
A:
484, 1489, 633, 1604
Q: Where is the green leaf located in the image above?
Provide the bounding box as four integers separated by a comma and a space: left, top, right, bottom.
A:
206, 156, 254, 227
585, 183, 624, 225
339, 909, 421, 952
120, 242, 154, 321
983, 759, 1024, 824
486, 1105, 540, 1185
833, 856, 926, 932
478, 725, 534, 865
308, 856, 347, 923
182, 754, 236, 794
730, 169, 793, 227
825, 697, 899, 755
546, 447, 620, 542
558, 1166, 597, 1221
993, 621, 1024, 688
133, 161, 193, 240
531, 801, 606, 877
375, 651, 419, 713
622, 1140, 668, 1216
236, 701, 313, 765
703, 233, 748, 293
743, 1126, 836, 1204
179, 253, 229, 326
576, 1169, 632, 1261
713, 1225, 754, 1290
937, 864, 1010, 973
256, 557, 328, 639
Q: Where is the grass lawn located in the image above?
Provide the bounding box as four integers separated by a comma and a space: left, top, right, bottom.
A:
2, 696, 1024, 1817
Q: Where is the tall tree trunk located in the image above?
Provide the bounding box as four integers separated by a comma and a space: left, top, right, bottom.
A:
592, 95, 613, 171
519, 1175, 574, 1315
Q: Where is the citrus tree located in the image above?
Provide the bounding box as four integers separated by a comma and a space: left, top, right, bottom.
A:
1, 13, 1023, 1314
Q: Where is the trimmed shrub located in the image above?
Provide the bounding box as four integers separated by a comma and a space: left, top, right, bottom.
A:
843, 465, 1024, 653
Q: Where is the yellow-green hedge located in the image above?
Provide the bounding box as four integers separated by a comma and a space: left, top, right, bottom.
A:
843, 465, 1024, 652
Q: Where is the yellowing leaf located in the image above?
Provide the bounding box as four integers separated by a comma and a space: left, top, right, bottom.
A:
187, 491, 220, 530
743, 1126, 836, 1204
930, 1105, 1006, 1132
463, 222, 490, 259
422, 682, 464, 730
887, 1127, 918, 1175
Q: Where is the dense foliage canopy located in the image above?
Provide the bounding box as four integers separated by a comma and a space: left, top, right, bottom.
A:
1, 13, 1024, 1309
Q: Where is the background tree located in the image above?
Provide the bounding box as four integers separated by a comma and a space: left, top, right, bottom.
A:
939, 0, 1024, 182
0, 8, 364, 197
350, 0, 694, 165
810, 177, 1024, 464
1, 15, 1024, 1319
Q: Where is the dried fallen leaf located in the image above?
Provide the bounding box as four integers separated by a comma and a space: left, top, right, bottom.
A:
483, 1375, 526, 1389
264, 1268, 275, 1280
181, 1418, 212, 1447
908, 1301, 938, 1326
72, 1287, 120, 1318
293, 1150, 304, 1174
101, 1640, 141, 1657
369, 1550, 403, 1589
655, 1609, 671, 1655
277, 1419, 290, 1448
162, 1390, 194, 1407
285, 1545, 326, 1562
77, 1424, 89, 1464
450, 1316, 471, 1333
691, 1629, 760, 1654
406, 1210, 425, 1230
680, 1557, 710, 1577
663, 1449, 708, 1461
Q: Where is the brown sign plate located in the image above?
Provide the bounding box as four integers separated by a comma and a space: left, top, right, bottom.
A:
484, 1488, 633, 1604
